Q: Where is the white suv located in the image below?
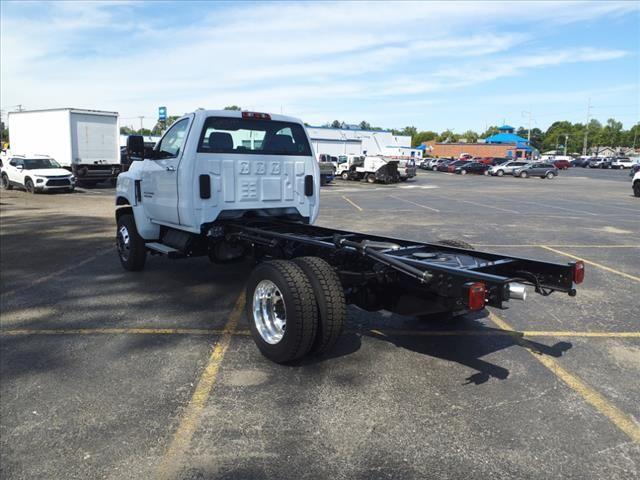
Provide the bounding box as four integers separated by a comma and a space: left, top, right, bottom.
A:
1, 155, 76, 193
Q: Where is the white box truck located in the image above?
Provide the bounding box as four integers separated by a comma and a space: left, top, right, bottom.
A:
8, 108, 121, 185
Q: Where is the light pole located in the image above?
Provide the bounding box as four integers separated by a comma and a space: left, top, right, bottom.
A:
564, 134, 569, 156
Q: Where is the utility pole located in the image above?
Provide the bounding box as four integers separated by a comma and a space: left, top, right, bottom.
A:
582, 98, 592, 156
13, 104, 24, 112
564, 134, 569, 156
522, 110, 532, 142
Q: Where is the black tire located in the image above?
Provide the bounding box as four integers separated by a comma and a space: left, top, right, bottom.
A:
25, 178, 35, 193
341, 171, 349, 180
546, 171, 555, 179
293, 256, 346, 356
436, 239, 475, 250
1, 173, 12, 190
432, 166, 438, 171
496, 170, 504, 177
116, 213, 146, 271
246, 260, 318, 363
460, 169, 467, 175
520, 171, 528, 178
633, 182, 640, 198
366, 173, 376, 184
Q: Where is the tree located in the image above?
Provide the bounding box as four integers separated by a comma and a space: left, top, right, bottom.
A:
223, 105, 242, 111
460, 130, 479, 143
413, 131, 437, 147
437, 129, 458, 142
359, 121, 371, 130
480, 126, 500, 138
330, 120, 341, 128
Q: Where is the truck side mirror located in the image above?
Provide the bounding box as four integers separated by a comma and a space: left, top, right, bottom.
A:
126, 135, 145, 161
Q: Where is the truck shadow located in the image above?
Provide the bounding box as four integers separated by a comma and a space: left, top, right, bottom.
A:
360, 313, 572, 385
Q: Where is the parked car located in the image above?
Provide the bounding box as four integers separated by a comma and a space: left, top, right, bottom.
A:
630, 163, 640, 177
1, 155, 76, 193
589, 157, 612, 169
553, 159, 571, 170
432, 159, 452, 171
633, 171, 640, 197
459, 153, 473, 161
454, 162, 489, 175
488, 160, 530, 176
444, 160, 470, 173
513, 163, 559, 179
418, 159, 431, 170
571, 156, 591, 168
611, 157, 635, 169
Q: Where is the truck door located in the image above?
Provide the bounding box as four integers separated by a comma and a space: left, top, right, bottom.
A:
141, 117, 191, 224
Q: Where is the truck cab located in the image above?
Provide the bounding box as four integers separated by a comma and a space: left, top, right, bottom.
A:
116, 110, 320, 241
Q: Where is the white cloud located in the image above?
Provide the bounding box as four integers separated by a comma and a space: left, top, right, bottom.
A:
1, 1, 637, 128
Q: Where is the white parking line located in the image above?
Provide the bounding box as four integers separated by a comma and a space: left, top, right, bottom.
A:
388, 195, 440, 212
448, 197, 520, 214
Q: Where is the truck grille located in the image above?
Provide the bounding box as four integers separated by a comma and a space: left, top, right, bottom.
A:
46, 179, 71, 187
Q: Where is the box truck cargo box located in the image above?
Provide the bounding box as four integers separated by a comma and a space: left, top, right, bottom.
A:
8, 108, 121, 184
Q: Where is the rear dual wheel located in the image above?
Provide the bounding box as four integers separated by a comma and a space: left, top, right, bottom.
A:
247, 257, 346, 363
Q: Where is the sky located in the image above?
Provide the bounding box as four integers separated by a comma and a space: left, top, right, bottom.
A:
1, 1, 639, 133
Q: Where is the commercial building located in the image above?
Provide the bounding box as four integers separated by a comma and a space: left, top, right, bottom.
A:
305, 126, 421, 159
428, 125, 535, 159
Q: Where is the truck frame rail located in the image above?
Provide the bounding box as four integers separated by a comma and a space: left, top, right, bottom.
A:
218, 220, 582, 315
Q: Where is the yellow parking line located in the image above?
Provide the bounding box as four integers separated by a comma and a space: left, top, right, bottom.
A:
388, 195, 440, 212
488, 312, 640, 443
1, 248, 112, 297
2, 327, 638, 339
342, 195, 363, 211
156, 292, 246, 480
474, 245, 639, 248
367, 329, 640, 338
540, 245, 640, 282
0, 327, 252, 336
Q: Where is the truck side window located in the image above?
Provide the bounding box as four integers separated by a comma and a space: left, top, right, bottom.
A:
156, 119, 189, 159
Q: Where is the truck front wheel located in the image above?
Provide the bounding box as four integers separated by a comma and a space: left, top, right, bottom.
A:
293, 257, 346, 355
247, 260, 318, 363
116, 214, 146, 271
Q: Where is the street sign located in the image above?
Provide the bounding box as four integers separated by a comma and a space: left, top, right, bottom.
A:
158, 106, 167, 121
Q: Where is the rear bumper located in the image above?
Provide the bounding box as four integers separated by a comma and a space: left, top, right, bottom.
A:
72, 164, 122, 180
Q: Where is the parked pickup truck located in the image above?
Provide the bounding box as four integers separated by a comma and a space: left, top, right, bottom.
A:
115, 109, 584, 364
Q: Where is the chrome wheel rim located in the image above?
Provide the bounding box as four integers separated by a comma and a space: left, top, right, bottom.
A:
117, 225, 131, 262
252, 280, 286, 344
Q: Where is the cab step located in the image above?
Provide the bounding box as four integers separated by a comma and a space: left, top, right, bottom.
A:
145, 242, 185, 258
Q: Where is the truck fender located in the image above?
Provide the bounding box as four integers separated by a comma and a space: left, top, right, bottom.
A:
115, 202, 160, 241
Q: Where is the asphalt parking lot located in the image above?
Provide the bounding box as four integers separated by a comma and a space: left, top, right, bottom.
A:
1, 167, 638, 479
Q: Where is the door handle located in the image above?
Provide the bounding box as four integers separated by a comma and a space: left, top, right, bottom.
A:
166, 166, 176, 172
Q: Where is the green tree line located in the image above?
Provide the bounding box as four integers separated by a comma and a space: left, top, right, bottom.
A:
323, 118, 639, 151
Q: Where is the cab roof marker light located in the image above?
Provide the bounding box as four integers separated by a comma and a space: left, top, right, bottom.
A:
242, 111, 271, 120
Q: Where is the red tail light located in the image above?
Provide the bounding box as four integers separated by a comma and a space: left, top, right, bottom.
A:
573, 261, 585, 284
466, 282, 486, 311
242, 111, 271, 120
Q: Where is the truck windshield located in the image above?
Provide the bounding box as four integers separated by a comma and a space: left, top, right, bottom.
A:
23, 158, 61, 169
197, 117, 311, 156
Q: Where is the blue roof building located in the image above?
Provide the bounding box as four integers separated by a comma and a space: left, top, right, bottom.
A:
484, 125, 533, 153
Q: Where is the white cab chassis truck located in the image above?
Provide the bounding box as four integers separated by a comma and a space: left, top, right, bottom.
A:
8, 108, 121, 185
116, 110, 584, 364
